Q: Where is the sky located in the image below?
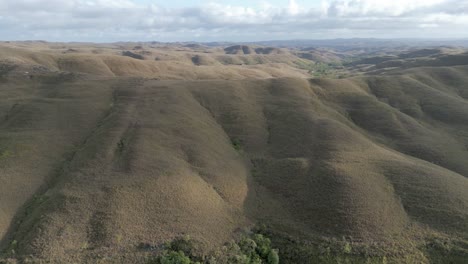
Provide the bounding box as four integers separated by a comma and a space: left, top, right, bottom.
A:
0, 0, 467, 42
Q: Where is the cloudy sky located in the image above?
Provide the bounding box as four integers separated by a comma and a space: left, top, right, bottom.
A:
0, 0, 467, 42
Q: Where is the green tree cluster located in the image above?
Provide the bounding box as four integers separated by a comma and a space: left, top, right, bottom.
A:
149, 234, 279, 264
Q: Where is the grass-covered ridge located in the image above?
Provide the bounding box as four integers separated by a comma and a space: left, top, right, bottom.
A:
0, 43, 467, 263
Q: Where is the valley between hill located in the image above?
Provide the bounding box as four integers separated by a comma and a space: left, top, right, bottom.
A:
0, 42, 467, 263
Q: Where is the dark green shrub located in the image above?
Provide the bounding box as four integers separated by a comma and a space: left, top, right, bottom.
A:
252, 234, 271, 258
267, 249, 279, 264
238, 237, 257, 256
167, 236, 200, 258
149, 233, 279, 264
158, 250, 191, 264
231, 139, 242, 151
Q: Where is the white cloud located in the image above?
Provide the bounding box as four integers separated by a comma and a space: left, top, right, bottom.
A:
0, 0, 467, 41
423, 13, 468, 24
324, 0, 446, 16
288, 0, 300, 15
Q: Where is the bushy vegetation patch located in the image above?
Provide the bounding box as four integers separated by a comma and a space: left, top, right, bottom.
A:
146, 225, 468, 264
148, 233, 279, 264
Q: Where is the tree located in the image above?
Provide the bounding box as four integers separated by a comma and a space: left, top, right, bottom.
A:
159, 251, 191, 264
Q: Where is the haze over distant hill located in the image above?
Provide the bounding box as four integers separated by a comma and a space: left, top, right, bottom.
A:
0, 41, 467, 263
249, 38, 468, 49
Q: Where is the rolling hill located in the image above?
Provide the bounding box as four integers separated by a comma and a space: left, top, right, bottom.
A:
0, 42, 467, 263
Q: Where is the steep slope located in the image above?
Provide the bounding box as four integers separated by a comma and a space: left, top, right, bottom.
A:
0, 65, 468, 262
0, 74, 117, 245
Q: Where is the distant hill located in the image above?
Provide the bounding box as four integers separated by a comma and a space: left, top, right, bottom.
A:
223, 45, 285, 55
0, 44, 310, 79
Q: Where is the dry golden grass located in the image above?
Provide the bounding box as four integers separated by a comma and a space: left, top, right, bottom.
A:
0, 43, 309, 80
0, 43, 467, 263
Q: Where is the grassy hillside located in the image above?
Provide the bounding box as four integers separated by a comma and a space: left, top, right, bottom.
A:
0, 44, 467, 263
0, 44, 310, 80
